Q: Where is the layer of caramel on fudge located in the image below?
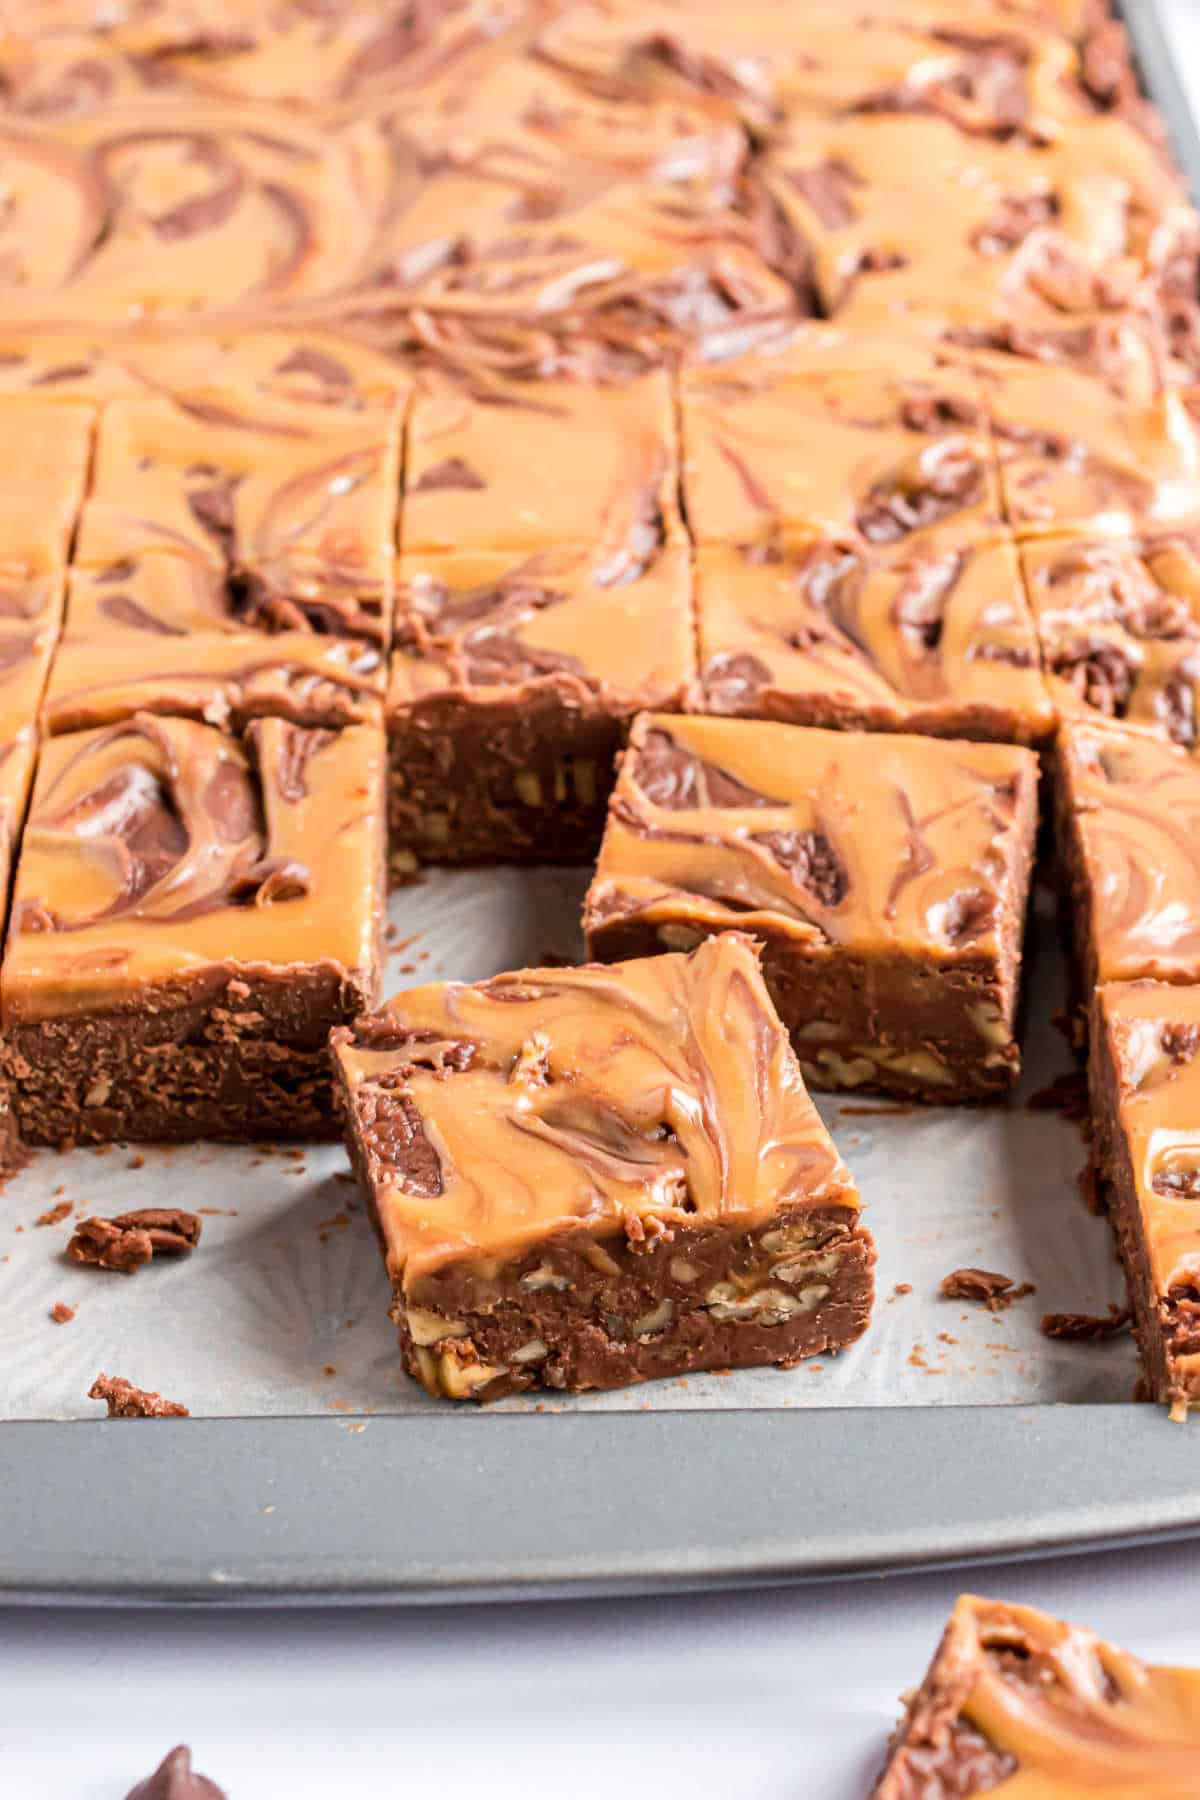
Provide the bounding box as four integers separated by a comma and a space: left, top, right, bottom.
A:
332, 934, 862, 1287
68, 388, 403, 645
679, 327, 1002, 557
1022, 529, 1200, 745
2, 712, 385, 1022
689, 537, 1053, 743
1056, 719, 1200, 988
403, 369, 683, 559
872, 1593, 1200, 1798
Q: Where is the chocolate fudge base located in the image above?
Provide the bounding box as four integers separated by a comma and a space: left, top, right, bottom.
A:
870, 1613, 1016, 1799
584, 918, 1024, 1103
3, 971, 370, 1147
386, 688, 629, 877
1088, 992, 1196, 1415
376, 1205, 871, 1403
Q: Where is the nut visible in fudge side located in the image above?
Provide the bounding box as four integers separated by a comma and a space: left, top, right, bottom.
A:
332, 934, 874, 1400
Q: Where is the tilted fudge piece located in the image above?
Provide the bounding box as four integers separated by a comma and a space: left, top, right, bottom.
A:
1, 713, 385, 1145
978, 350, 1200, 539
689, 536, 1053, 743
332, 934, 874, 1400
387, 543, 693, 873
1055, 720, 1200, 993
871, 1592, 1200, 1796
1090, 981, 1200, 1418
1023, 531, 1200, 746
584, 715, 1038, 1102
404, 369, 683, 560
679, 328, 1003, 559
68, 387, 403, 644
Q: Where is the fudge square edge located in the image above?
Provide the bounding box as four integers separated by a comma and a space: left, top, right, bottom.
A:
331, 932, 875, 1401
584, 713, 1039, 1103
1, 710, 386, 1145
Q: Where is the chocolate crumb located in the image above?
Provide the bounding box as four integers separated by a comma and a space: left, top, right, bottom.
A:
35, 1199, 72, 1227
124, 1744, 226, 1799
68, 1208, 202, 1273
1040, 1306, 1131, 1341
940, 1267, 1036, 1311
49, 1301, 75, 1324
894, 1281, 913, 1295
89, 1373, 189, 1418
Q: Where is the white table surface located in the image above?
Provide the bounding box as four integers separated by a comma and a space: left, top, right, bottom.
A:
7, 4, 1200, 1794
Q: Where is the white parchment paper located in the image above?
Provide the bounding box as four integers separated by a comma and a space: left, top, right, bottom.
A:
0, 869, 1133, 1419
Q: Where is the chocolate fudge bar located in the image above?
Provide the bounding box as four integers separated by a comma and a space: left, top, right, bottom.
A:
1, 713, 385, 1145
1023, 531, 1200, 745
405, 369, 683, 559
388, 543, 693, 873
1055, 720, 1200, 992
871, 1592, 1200, 1796
67, 390, 402, 645
1090, 981, 1200, 1417
331, 933, 875, 1400
585, 715, 1038, 1101
689, 537, 1053, 743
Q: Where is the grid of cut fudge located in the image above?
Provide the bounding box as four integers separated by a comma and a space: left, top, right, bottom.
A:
67, 388, 403, 645
1022, 529, 1200, 745
387, 543, 694, 873
1090, 981, 1200, 1418
1055, 719, 1200, 993
404, 369, 683, 559
0, 712, 386, 1145
688, 537, 1054, 743
870, 1592, 1200, 1796
331, 933, 875, 1401
585, 714, 1038, 1101
679, 328, 1003, 558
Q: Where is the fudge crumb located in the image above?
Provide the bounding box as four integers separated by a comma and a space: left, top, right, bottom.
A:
123, 1743, 225, 1799
893, 1282, 913, 1296
940, 1267, 1036, 1311
89, 1373, 189, 1418
68, 1208, 202, 1274
1041, 1306, 1132, 1341
35, 1200, 72, 1227
49, 1301, 75, 1324
127, 1154, 146, 1171
1026, 1070, 1089, 1120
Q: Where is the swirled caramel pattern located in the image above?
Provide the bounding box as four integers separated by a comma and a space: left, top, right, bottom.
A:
1024, 531, 1200, 745
69, 387, 403, 644
331, 932, 861, 1282
1059, 719, 1200, 985
873, 1593, 1200, 1798
3, 711, 385, 1018
586, 712, 1036, 958
690, 538, 1053, 743
404, 368, 682, 557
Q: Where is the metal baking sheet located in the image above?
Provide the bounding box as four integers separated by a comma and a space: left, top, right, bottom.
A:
2, 0, 1199, 1607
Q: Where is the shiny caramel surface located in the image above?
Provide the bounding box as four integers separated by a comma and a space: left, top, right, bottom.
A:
2, 713, 385, 1017
332, 933, 860, 1282
587, 713, 1036, 957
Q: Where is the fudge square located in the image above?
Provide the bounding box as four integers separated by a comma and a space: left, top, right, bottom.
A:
1090, 981, 1200, 1419
388, 542, 693, 872
584, 715, 1038, 1102
1, 712, 386, 1146
331, 934, 874, 1401
1055, 719, 1200, 994
870, 1593, 1200, 1797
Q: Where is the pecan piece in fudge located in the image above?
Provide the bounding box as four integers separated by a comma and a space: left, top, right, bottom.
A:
1022, 530, 1200, 745
1055, 720, 1200, 995
871, 1592, 1200, 1796
690, 536, 1052, 744
1090, 982, 1200, 1418
332, 934, 874, 1400
1, 713, 385, 1146
585, 715, 1037, 1102
387, 543, 693, 872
